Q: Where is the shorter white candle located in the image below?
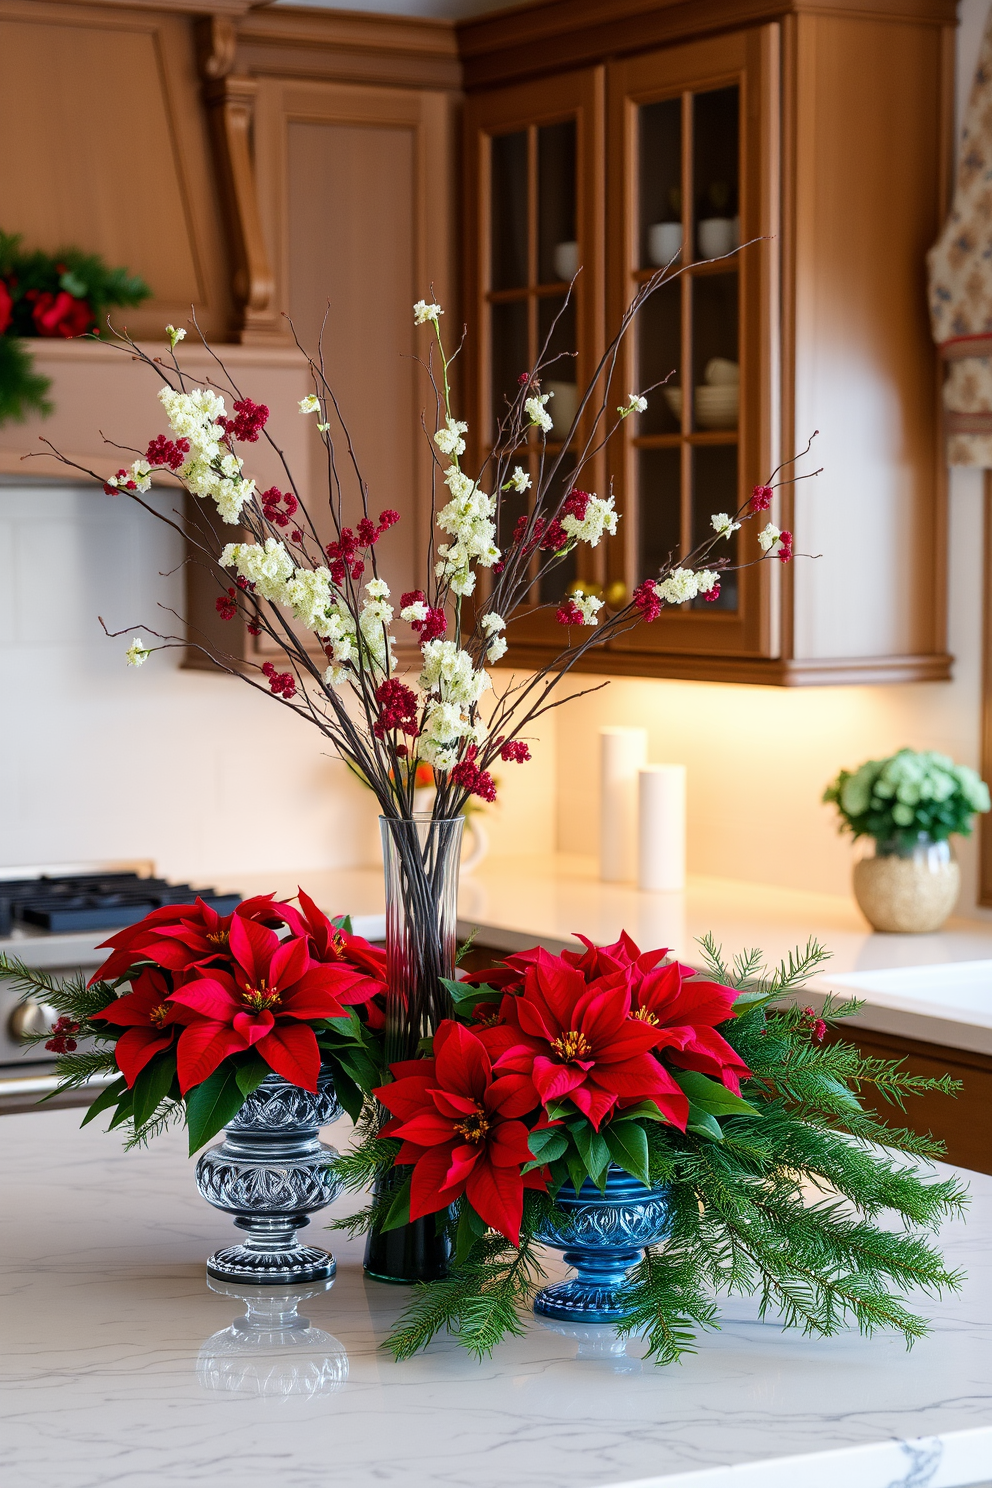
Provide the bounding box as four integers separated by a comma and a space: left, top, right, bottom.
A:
599, 727, 647, 882
638, 764, 687, 892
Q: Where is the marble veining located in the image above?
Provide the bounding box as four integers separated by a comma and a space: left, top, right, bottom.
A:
2, 1110, 992, 1488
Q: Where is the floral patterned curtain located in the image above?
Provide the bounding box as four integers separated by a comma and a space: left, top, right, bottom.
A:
928, 3, 992, 466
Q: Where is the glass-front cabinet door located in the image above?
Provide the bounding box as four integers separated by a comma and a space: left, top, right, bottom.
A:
464, 69, 605, 650
606, 28, 779, 672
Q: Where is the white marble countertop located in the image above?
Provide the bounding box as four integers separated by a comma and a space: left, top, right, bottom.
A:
3, 1107, 992, 1488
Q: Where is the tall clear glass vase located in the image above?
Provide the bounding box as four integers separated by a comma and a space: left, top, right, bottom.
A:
363, 813, 463, 1284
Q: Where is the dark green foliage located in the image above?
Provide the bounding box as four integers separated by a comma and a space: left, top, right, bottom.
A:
0, 335, 51, 422
822, 748, 990, 850
364, 937, 966, 1365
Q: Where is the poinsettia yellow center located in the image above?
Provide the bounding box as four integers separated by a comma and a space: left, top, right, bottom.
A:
453, 1106, 491, 1144
632, 1007, 660, 1026
241, 984, 282, 1012
552, 1029, 592, 1062
206, 931, 229, 947
149, 1004, 171, 1028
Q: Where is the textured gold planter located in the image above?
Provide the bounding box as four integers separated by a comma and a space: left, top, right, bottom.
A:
853, 839, 959, 933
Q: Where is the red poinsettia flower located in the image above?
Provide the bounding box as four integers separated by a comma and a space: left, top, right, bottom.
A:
628, 959, 751, 1094
29, 288, 91, 338
91, 967, 197, 1086
0, 279, 12, 336
167, 916, 357, 1094
478, 957, 688, 1131
374, 1019, 545, 1245
89, 893, 305, 984
293, 887, 388, 1027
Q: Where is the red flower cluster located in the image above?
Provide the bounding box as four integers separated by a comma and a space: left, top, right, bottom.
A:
632, 579, 663, 623
400, 590, 447, 643
216, 587, 238, 620
373, 678, 420, 740
0, 280, 12, 335
450, 745, 497, 802
262, 662, 296, 698
801, 1006, 827, 1042
45, 1015, 81, 1054
26, 288, 90, 338
222, 397, 269, 444
499, 739, 531, 763
556, 598, 585, 626
261, 487, 299, 528
146, 434, 190, 472
703, 582, 721, 603
325, 510, 399, 586
90, 892, 387, 1093
776, 529, 794, 563
749, 484, 774, 512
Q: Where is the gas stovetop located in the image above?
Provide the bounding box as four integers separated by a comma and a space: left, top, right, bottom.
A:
0, 871, 242, 936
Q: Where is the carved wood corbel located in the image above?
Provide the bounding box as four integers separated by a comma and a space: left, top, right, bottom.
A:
196, 15, 285, 344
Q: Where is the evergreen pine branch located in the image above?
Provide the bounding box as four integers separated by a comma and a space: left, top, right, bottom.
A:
44, 1048, 119, 1091
0, 956, 117, 1025
122, 1099, 186, 1150
615, 1243, 719, 1364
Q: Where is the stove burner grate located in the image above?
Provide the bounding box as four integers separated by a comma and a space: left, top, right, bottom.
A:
0, 873, 242, 936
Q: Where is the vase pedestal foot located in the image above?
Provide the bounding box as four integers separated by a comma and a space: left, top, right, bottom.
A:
206, 1215, 337, 1286
534, 1247, 641, 1324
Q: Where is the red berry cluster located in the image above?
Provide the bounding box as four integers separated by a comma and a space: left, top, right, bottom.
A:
451, 746, 497, 802
45, 1016, 81, 1054
800, 1006, 827, 1042
555, 598, 585, 626
632, 579, 663, 623
261, 487, 299, 528
749, 484, 774, 513
400, 590, 447, 644
104, 467, 135, 496
326, 510, 400, 586
510, 488, 589, 562
517, 371, 531, 386
145, 434, 190, 471
247, 621, 262, 637
215, 587, 238, 620
222, 398, 269, 444
499, 739, 531, 763
776, 530, 794, 563
262, 662, 296, 698
373, 678, 420, 740
703, 582, 721, 604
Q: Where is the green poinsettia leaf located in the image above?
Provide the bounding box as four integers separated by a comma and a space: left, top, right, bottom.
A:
330, 914, 353, 933
185, 1066, 245, 1154
80, 1075, 128, 1127
381, 1173, 413, 1232
674, 1069, 758, 1118
132, 1052, 177, 1129
603, 1119, 651, 1186
616, 1099, 668, 1122
235, 1054, 271, 1098
326, 1063, 363, 1123
564, 1142, 589, 1195
686, 1101, 724, 1142
571, 1123, 611, 1186
443, 978, 503, 1005
527, 1127, 568, 1163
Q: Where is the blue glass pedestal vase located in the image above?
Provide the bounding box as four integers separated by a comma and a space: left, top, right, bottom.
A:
532, 1165, 674, 1323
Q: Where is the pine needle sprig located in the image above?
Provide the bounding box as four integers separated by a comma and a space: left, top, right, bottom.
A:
614, 1243, 719, 1364
0, 956, 117, 1026
122, 1099, 185, 1150
42, 1048, 119, 1092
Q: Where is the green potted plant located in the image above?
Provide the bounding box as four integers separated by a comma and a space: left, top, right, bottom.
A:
823, 748, 990, 932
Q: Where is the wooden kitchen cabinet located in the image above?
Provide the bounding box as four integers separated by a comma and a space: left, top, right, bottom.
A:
459, 0, 956, 686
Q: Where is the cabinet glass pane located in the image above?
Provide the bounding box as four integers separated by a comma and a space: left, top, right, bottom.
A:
691, 273, 738, 432
491, 299, 529, 437
639, 97, 682, 271
693, 86, 739, 264
539, 455, 578, 604
538, 294, 577, 442
638, 447, 682, 581
637, 278, 681, 435
538, 121, 577, 286
691, 444, 738, 610
491, 131, 528, 291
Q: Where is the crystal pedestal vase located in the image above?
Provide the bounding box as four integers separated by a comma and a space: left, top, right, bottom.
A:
195, 1067, 342, 1284
364, 813, 463, 1284
532, 1165, 674, 1323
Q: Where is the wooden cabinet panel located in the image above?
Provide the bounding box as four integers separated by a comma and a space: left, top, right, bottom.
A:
0, 0, 232, 340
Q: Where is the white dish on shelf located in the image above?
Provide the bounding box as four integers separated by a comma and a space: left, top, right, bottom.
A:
663, 384, 739, 429
552, 241, 579, 280
545, 380, 579, 437
647, 221, 683, 266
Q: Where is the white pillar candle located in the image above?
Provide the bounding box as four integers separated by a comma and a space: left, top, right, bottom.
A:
599, 727, 647, 882
638, 764, 687, 892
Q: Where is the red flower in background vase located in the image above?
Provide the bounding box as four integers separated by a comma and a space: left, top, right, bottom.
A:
375, 1019, 544, 1244
91, 967, 196, 1086
28, 289, 91, 338
0, 279, 12, 336
479, 956, 687, 1131
167, 916, 356, 1094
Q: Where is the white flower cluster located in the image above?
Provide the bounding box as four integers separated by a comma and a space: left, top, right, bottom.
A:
653, 567, 720, 605
399, 597, 429, 624
418, 639, 491, 770
480, 610, 507, 661
436, 465, 500, 596
566, 593, 604, 625
124, 636, 151, 667
219, 538, 294, 602
525, 392, 554, 432
618, 392, 648, 417
505, 466, 531, 493
159, 386, 255, 525
299, 394, 320, 415
414, 300, 443, 325
358, 578, 395, 672
710, 512, 741, 540
165, 325, 186, 348
434, 417, 468, 458
285, 567, 334, 631
107, 458, 152, 494
561, 492, 617, 547
758, 523, 782, 554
